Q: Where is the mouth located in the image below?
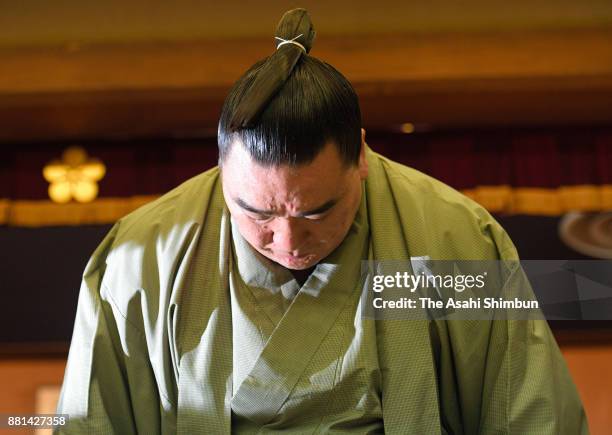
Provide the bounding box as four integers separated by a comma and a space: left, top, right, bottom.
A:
285, 252, 313, 259
259, 246, 319, 266
280, 252, 316, 263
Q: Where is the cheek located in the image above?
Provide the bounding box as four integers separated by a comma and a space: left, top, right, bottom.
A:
235, 216, 272, 247
327, 193, 360, 239
315, 214, 350, 244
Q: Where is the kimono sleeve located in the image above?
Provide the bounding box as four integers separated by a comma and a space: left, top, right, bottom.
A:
479, 225, 589, 434
54, 223, 163, 435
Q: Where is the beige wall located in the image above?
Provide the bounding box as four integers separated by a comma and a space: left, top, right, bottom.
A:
562, 346, 612, 433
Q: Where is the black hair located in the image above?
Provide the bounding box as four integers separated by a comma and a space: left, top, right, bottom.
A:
217, 8, 362, 167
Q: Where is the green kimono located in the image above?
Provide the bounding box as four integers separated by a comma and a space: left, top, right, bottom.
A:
55, 147, 588, 434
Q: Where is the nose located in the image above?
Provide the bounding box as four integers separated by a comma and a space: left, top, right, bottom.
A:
270, 217, 308, 254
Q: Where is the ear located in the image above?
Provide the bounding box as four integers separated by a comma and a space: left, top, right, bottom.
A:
358, 128, 369, 180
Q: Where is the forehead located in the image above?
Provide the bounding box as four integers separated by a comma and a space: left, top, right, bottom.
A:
221, 142, 351, 204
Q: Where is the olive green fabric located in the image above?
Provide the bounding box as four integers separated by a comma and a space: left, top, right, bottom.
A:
228, 187, 384, 433
55, 146, 588, 434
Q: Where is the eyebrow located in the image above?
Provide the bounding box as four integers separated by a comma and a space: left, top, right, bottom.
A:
235, 197, 339, 218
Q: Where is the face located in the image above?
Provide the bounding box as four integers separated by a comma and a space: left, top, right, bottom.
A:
221, 129, 369, 270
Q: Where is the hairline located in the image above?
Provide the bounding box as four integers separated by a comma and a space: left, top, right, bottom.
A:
218, 137, 360, 170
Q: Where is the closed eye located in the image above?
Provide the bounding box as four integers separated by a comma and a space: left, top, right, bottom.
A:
249, 213, 273, 223
303, 211, 329, 221
235, 196, 338, 221
297, 200, 337, 219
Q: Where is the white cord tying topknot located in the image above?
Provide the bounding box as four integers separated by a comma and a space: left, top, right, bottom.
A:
275, 34, 306, 52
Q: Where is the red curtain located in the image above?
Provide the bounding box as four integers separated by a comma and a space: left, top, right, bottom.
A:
2, 128, 611, 201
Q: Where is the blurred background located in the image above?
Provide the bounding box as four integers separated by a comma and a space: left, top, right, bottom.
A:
1, 1, 611, 433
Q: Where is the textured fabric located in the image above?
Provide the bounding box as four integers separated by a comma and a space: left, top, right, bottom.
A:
228, 186, 383, 433
55, 146, 588, 434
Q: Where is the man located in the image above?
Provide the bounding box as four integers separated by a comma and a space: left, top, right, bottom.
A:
56, 8, 588, 434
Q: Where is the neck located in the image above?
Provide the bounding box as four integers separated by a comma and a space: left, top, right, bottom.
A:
290, 266, 316, 287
